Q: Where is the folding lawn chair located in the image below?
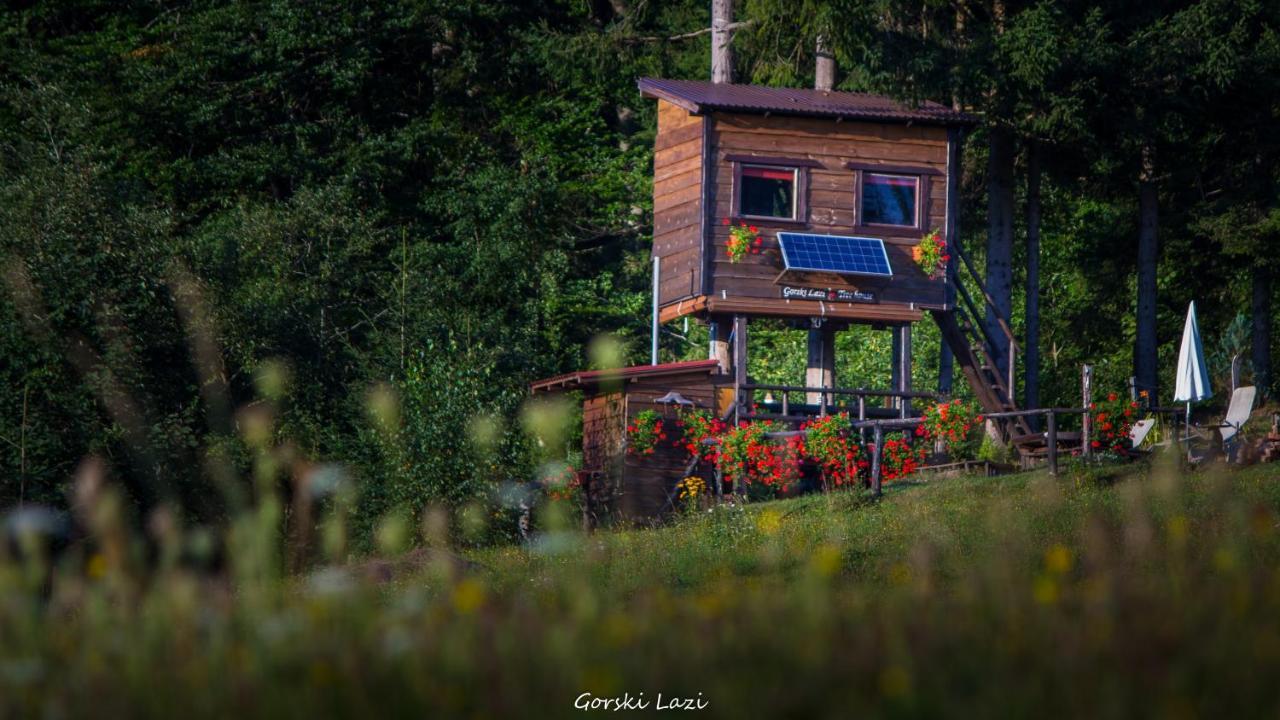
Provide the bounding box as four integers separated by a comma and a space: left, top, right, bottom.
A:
1186, 386, 1256, 463
1129, 418, 1157, 452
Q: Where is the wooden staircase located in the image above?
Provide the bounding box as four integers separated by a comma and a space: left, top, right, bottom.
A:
930, 242, 1034, 442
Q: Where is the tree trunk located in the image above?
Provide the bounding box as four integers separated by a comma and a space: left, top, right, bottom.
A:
1135, 145, 1159, 401
1253, 265, 1272, 397
711, 0, 734, 84
938, 127, 964, 394
815, 35, 835, 91
1024, 140, 1041, 415
807, 32, 837, 390
985, 126, 1015, 378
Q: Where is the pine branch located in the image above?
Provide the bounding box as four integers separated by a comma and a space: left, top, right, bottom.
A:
626, 20, 754, 44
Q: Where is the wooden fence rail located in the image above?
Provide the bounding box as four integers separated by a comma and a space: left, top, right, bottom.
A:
711, 400, 1179, 501
735, 382, 942, 423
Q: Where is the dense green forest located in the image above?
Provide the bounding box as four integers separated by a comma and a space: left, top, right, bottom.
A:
1, 0, 1277, 534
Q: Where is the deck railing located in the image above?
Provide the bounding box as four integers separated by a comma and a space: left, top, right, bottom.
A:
733, 382, 942, 424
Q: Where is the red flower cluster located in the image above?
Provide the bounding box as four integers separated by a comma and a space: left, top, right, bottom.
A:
724, 217, 764, 262
544, 464, 581, 503
802, 413, 868, 488
673, 407, 727, 461
918, 399, 983, 460
636, 413, 931, 494
1089, 391, 1138, 454
879, 433, 925, 480
716, 420, 804, 492
912, 229, 950, 280
626, 410, 666, 456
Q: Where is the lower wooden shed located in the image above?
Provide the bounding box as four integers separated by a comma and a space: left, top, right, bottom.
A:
530, 360, 725, 525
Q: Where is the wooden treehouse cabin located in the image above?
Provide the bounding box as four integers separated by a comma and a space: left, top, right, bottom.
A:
533, 78, 1034, 524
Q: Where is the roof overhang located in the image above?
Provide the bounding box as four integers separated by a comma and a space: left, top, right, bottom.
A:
639, 77, 978, 128
530, 359, 722, 395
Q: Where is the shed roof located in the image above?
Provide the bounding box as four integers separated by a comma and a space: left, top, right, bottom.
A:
638, 77, 977, 127
530, 359, 721, 394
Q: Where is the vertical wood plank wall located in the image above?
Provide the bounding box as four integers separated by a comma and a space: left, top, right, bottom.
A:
652, 99, 705, 306
706, 113, 949, 308
618, 371, 718, 520
653, 104, 957, 317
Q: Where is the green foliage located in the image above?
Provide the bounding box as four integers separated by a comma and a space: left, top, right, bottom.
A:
1, 0, 1279, 538
976, 433, 1012, 465
1208, 312, 1251, 389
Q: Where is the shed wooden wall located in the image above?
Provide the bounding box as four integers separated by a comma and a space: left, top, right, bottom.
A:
576, 368, 719, 523
705, 113, 949, 310
582, 392, 624, 474
652, 99, 704, 306
617, 371, 718, 521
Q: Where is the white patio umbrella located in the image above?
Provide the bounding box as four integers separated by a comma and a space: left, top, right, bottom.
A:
1173, 300, 1212, 430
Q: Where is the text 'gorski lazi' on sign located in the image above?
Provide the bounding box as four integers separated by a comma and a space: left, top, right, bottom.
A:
780, 286, 877, 303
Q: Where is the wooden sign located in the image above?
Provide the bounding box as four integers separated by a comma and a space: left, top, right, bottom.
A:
780, 286, 877, 304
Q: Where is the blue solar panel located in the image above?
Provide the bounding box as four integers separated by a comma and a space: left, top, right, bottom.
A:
777, 233, 893, 277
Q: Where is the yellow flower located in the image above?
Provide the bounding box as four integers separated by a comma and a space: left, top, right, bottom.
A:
879, 666, 911, 697
451, 578, 486, 614
1044, 544, 1073, 575
677, 476, 705, 500
757, 509, 782, 536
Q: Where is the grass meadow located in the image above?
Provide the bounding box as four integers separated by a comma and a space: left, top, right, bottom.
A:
5, 452, 1280, 718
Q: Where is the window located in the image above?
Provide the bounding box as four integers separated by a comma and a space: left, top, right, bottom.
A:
860, 173, 919, 227
738, 164, 797, 219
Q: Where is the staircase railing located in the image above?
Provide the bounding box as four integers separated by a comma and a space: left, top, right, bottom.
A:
951, 240, 1019, 406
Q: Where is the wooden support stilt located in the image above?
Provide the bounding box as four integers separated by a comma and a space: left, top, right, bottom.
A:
896, 324, 913, 418
806, 321, 836, 409
733, 315, 748, 395
870, 424, 884, 496
732, 314, 748, 497
709, 319, 730, 374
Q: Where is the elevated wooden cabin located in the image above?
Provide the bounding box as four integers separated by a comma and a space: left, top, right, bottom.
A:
641, 78, 975, 325
530, 80, 1039, 525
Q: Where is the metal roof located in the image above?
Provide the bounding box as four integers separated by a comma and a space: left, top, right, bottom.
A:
638, 77, 976, 127
530, 359, 721, 394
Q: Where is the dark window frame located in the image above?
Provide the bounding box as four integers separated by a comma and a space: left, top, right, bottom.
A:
728, 155, 817, 226
848, 162, 939, 235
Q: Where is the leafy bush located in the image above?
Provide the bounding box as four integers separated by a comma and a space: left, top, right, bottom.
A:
715, 420, 804, 496
625, 410, 665, 456
1089, 392, 1138, 455
879, 432, 925, 481
802, 413, 867, 488
919, 399, 984, 460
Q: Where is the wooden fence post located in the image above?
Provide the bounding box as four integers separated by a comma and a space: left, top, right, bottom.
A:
870, 424, 884, 496
1081, 364, 1094, 459
1046, 409, 1058, 476
857, 394, 867, 442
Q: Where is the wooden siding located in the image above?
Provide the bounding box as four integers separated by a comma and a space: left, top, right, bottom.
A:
616, 372, 718, 521
654, 109, 951, 321
652, 99, 704, 306
576, 367, 719, 524
582, 392, 625, 473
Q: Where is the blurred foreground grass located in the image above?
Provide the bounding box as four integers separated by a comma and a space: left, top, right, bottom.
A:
6, 453, 1280, 718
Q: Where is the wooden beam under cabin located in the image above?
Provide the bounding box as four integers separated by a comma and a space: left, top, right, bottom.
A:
658, 295, 925, 324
